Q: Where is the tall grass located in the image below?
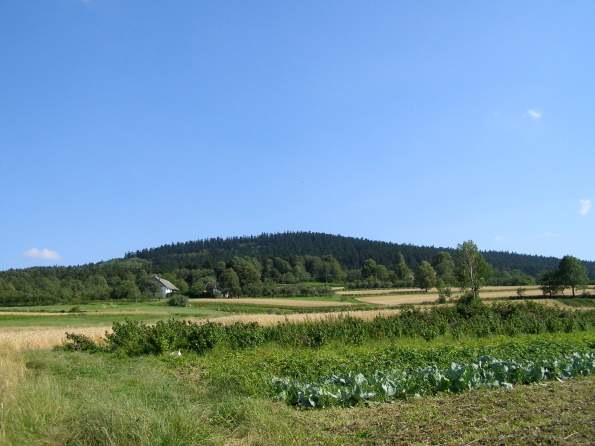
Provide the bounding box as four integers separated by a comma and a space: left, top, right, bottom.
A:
2, 330, 595, 445
0, 349, 335, 446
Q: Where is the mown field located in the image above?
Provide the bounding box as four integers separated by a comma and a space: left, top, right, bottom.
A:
1, 288, 594, 445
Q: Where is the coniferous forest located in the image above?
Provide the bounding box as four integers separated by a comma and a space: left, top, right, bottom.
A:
1, 232, 593, 306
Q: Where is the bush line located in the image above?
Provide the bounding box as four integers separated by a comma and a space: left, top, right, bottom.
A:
63, 301, 595, 356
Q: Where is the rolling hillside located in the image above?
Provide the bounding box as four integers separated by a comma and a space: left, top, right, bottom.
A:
128, 232, 595, 278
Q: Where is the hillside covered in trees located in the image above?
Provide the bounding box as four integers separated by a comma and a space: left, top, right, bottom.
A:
1, 232, 593, 306
128, 232, 593, 278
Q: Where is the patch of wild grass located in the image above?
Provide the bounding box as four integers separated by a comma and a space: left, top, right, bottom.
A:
2, 330, 594, 445
0, 349, 339, 445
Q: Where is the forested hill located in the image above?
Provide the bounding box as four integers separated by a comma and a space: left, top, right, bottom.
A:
128, 232, 595, 279
2, 232, 593, 306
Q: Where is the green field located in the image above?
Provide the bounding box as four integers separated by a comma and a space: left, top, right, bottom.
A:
1, 329, 594, 445
1, 297, 595, 445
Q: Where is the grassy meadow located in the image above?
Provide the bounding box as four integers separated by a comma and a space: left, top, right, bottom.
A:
1, 330, 594, 445
1, 288, 595, 445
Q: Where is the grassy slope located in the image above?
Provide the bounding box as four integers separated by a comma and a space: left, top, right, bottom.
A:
1, 330, 594, 445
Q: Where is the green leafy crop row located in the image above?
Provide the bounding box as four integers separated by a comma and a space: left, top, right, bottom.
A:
272, 351, 595, 408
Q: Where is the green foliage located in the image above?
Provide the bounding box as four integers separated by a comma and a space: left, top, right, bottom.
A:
217, 268, 241, 296
558, 256, 589, 296
432, 252, 456, 286
258, 283, 334, 297
436, 283, 452, 302
395, 253, 414, 287
4, 232, 593, 305
539, 256, 589, 298
112, 280, 142, 300
540, 270, 565, 297
272, 351, 595, 408
167, 294, 189, 307
415, 261, 437, 291
455, 292, 486, 319
63, 332, 102, 352
455, 241, 491, 297
65, 304, 595, 357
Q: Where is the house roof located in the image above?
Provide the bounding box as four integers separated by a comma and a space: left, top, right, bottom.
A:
153, 275, 180, 291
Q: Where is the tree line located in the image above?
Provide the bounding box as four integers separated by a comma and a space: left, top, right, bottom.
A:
127, 232, 595, 279
0, 233, 592, 305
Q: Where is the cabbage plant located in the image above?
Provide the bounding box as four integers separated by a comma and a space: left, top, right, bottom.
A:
272, 352, 595, 408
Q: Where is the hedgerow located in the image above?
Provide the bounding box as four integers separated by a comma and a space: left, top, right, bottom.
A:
63, 302, 595, 356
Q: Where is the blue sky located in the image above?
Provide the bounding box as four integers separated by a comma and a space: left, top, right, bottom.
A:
1, 0, 593, 270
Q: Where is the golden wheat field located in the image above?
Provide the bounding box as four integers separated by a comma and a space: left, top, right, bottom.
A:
336, 285, 543, 296
188, 297, 354, 307
353, 287, 591, 305
0, 325, 109, 351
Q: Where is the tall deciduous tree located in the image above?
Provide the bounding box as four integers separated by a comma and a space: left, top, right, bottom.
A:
539, 270, 564, 297
415, 261, 437, 292
218, 268, 241, 296
432, 251, 456, 286
454, 241, 491, 298
395, 253, 414, 287
361, 259, 378, 279
557, 256, 588, 296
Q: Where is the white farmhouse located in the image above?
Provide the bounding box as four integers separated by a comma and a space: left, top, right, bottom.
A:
153, 275, 180, 298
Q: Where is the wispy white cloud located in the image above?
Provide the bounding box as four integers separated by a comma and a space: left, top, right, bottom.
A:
23, 248, 61, 260
525, 109, 542, 121
579, 198, 592, 216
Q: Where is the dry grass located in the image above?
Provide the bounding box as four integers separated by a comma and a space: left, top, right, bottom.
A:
0, 348, 24, 404
337, 285, 543, 296
0, 326, 109, 351
195, 308, 403, 326
354, 287, 581, 305
189, 298, 353, 307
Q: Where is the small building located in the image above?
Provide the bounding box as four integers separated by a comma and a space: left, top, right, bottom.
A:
153, 275, 179, 298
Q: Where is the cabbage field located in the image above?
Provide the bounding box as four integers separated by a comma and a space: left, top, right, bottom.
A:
273, 351, 595, 408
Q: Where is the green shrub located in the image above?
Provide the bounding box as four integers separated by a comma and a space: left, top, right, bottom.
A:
67, 304, 595, 357
167, 294, 189, 307
63, 332, 102, 352
186, 322, 225, 354
225, 322, 266, 349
